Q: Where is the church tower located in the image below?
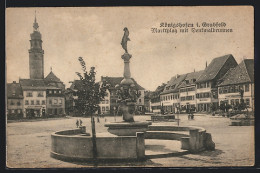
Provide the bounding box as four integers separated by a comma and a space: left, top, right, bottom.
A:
29, 13, 44, 79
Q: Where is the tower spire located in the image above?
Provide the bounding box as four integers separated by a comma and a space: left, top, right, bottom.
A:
33, 10, 39, 31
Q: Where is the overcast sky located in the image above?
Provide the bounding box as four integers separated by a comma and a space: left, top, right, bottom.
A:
6, 7, 253, 91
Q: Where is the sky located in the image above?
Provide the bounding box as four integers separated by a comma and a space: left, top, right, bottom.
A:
6, 7, 254, 91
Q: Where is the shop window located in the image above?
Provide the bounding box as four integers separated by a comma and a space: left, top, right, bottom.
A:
48, 109, 52, 114
59, 108, 63, 114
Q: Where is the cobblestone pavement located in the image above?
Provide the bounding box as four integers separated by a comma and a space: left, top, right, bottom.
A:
6, 114, 254, 168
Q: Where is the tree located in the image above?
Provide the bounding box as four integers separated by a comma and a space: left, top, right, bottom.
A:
75, 57, 109, 160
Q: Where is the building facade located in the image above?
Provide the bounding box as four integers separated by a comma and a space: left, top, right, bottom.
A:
218, 59, 254, 111
160, 74, 186, 113
7, 81, 24, 119
150, 83, 166, 113
195, 54, 238, 112
46, 88, 65, 116
179, 71, 203, 111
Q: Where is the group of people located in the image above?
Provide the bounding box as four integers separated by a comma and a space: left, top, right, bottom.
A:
76, 119, 83, 128
187, 107, 195, 120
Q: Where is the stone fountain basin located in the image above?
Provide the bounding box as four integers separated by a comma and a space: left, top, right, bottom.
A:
105, 121, 152, 136
51, 127, 145, 161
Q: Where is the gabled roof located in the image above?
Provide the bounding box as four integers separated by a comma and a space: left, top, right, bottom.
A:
151, 83, 167, 98
20, 79, 58, 90
196, 54, 237, 83
45, 71, 61, 82
161, 74, 187, 94
218, 59, 254, 86
7, 82, 23, 99
101, 76, 145, 90
179, 70, 204, 88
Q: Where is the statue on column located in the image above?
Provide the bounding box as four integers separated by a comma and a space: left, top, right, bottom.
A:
121, 27, 130, 53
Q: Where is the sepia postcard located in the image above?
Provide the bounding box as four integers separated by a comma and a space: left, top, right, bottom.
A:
6, 6, 254, 168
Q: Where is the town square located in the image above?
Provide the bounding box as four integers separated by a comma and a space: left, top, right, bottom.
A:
6, 7, 254, 167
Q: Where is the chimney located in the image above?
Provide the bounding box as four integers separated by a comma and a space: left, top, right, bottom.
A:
206, 61, 208, 68
176, 74, 180, 79
13, 81, 16, 84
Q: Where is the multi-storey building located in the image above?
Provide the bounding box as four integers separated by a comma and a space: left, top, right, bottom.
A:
160, 74, 186, 113
150, 83, 166, 113
179, 70, 203, 111
217, 59, 254, 111
100, 76, 146, 114
46, 88, 65, 116
195, 54, 238, 112
6, 81, 24, 119
20, 79, 48, 117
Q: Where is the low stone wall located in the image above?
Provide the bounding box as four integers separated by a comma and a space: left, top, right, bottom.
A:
51, 128, 145, 161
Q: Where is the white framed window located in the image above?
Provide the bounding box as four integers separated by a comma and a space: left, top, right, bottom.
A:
26, 92, 33, 97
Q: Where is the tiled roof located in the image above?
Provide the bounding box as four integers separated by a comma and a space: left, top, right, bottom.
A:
101, 76, 145, 90
6, 82, 23, 99
196, 54, 237, 83
218, 59, 254, 86
45, 71, 62, 82
161, 74, 187, 94
150, 83, 166, 98
20, 79, 58, 90
179, 70, 204, 88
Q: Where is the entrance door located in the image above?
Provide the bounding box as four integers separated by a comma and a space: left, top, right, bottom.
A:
42, 109, 45, 117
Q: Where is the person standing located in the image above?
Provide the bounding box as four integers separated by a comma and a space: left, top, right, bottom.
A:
76, 119, 79, 128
